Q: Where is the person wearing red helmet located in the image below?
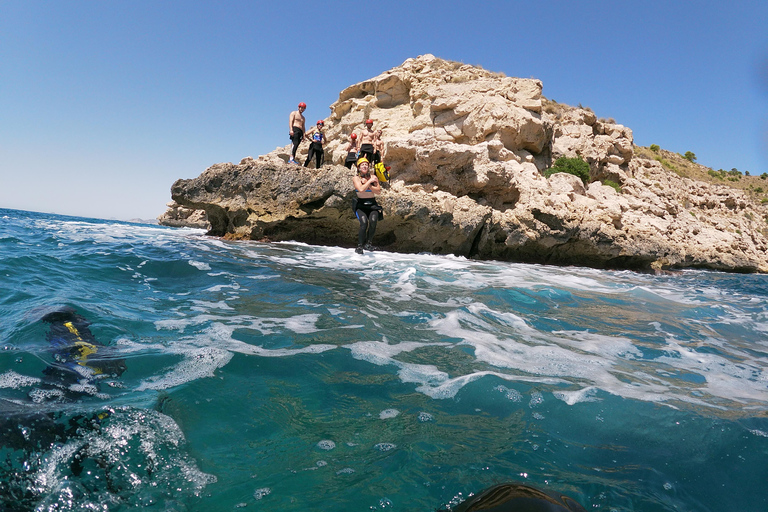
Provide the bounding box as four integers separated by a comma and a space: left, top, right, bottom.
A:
303, 120, 326, 169
288, 102, 307, 164
358, 119, 377, 163
344, 132, 360, 169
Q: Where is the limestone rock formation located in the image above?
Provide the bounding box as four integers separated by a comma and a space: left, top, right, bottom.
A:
157, 202, 211, 230
160, 55, 768, 272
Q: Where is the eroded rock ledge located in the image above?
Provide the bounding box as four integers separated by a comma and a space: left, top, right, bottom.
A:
160, 55, 768, 273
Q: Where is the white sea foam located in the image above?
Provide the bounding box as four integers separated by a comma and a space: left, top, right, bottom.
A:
136, 347, 233, 391
0, 370, 40, 388
191, 300, 234, 311
417, 412, 434, 422
379, 408, 400, 419
253, 488, 271, 500
188, 260, 211, 271
316, 440, 336, 450
553, 387, 600, 405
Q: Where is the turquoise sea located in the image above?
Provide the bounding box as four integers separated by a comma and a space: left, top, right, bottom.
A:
1, 207, 767, 511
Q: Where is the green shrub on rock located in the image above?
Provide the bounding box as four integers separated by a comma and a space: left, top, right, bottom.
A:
545, 156, 591, 184
602, 179, 622, 193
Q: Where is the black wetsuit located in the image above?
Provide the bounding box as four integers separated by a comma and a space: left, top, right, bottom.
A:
359, 143, 375, 163
354, 196, 382, 248
304, 131, 325, 168
290, 127, 304, 159
344, 151, 358, 169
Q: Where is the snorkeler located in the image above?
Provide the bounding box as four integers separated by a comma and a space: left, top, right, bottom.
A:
446, 482, 587, 512
40, 307, 126, 394
0, 307, 126, 509
352, 157, 382, 254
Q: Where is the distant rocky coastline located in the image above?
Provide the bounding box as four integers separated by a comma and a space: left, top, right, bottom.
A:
159, 54, 768, 273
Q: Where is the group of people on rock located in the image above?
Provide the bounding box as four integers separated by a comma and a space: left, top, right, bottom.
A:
288, 102, 383, 169
343, 120, 383, 169
288, 102, 384, 255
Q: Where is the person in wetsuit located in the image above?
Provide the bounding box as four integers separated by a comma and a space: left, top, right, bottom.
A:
372, 129, 384, 165
288, 102, 307, 164
358, 119, 377, 163
344, 133, 359, 169
352, 157, 382, 254
303, 120, 326, 169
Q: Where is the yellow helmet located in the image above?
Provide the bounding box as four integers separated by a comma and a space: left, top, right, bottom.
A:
356, 157, 369, 166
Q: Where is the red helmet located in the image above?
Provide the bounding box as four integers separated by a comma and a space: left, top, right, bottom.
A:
350, 133, 357, 139
365, 119, 373, 125
298, 102, 306, 108
317, 120, 324, 125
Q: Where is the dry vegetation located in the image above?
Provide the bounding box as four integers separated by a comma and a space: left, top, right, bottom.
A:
634, 145, 768, 203
542, 96, 767, 203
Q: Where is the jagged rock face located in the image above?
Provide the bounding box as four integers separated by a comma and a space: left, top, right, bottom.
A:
160, 54, 768, 273
157, 202, 211, 229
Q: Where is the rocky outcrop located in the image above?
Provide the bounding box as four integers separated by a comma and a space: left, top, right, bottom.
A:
159, 55, 768, 273
157, 202, 211, 229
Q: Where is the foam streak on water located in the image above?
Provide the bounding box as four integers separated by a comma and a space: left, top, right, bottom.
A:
1, 208, 767, 511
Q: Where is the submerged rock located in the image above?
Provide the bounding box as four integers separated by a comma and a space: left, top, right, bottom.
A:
159, 54, 768, 273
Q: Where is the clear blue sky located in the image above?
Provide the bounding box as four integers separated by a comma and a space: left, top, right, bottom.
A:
2, 1, 767, 221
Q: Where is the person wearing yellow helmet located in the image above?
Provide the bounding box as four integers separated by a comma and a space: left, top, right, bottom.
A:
352, 157, 382, 254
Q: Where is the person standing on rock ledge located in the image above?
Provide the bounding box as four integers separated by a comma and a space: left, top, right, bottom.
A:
372, 129, 384, 165
358, 119, 377, 163
344, 133, 359, 169
352, 157, 382, 254
288, 102, 306, 164
303, 120, 326, 169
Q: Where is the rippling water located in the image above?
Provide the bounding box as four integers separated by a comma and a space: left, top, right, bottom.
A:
1, 207, 767, 511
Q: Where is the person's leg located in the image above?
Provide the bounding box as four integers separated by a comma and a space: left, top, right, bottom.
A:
291, 130, 303, 161
316, 149, 324, 168
365, 211, 378, 248
304, 145, 314, 167
356, 210, 369, 249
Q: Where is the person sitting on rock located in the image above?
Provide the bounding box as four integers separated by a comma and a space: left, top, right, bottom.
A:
303, 120, 326, 169
288, 102, 306, 164
344, 133, 359, 169
352, 157, 382, 254
358, 119, 377, 163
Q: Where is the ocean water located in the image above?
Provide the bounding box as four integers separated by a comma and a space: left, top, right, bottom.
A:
1, 207, 767, 512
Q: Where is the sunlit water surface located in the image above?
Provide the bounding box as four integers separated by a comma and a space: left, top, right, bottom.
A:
1, 208, 767, 511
